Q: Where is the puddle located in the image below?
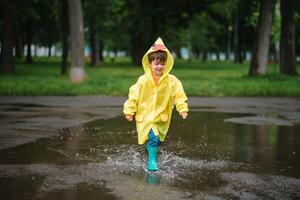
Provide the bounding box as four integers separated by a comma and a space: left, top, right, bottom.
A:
224, 116, 294, 126
0, 111, 299, 199
0, 103, 56, 112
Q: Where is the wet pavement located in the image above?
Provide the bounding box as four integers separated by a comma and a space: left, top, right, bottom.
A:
0, 96, 300, 199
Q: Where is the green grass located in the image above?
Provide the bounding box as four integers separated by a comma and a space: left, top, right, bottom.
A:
0, 57, 299, 96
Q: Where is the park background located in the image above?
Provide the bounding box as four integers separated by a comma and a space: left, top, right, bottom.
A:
0, 0, 300, 96
1, 1, 300, 199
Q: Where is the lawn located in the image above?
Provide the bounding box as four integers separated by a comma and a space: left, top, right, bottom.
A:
0, 57, 299, 96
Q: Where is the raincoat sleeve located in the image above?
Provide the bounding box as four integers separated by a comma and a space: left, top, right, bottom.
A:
172, 76, 189, 113
123, 77, 142, 116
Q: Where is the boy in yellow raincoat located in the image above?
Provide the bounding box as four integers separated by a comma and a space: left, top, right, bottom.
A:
123, 37, 189, 171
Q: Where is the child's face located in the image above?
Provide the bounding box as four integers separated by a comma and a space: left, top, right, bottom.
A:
150, 59, 165, 77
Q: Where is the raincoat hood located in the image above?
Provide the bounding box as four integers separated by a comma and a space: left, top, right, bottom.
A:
142, 37, 174, 80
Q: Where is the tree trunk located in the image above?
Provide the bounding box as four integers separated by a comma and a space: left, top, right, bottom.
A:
249, 0, 276, 75
242, 51, 246, 61
61, 0, 69, 75
187, 41, 192, 63
250, 41, 258, 70
193, 48, 200, 60
130, 9, 150, 66
175, 46, 182, 59
280, 0, 297, 75
48, 44, 52, 57
34, 45, 37, 57
233, 5, 242, 63
226, 26, 232, 61
216, 52, 220, 60
15, 37, 23, 58
67, 0, 85, 82
274, 41, 280, 63
0, 47, 1, 64
202, 51, 207, 63
25, 19, 33, 64
89, 17, 100, 67
0, 1, 15, 74
130, 33, 145, 66
99, 41, 104, 62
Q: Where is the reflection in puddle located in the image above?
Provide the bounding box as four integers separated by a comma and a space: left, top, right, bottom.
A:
146, 172, 160, 185
0, 111, 299, 199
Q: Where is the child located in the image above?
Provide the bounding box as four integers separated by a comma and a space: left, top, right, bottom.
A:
123, 37, 189, 171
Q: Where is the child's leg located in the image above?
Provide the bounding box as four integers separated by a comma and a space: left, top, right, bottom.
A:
147, 129, 161, 147
146, 129, 160, 171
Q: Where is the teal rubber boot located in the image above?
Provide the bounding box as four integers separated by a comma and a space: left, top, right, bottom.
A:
146, 143, 159, 171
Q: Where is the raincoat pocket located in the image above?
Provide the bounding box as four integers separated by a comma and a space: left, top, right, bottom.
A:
135, 114, 143, 123
160, 113, 168, 122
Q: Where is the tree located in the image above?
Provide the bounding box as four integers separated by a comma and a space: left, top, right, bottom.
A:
34, 1, 60, 58
14, 33, 24, 59
117, 0, 208, 65
89, 14, 100, 67
279, 0, 298, 75
208, 0, 238, 61
60, 0, 69, 75
184, 12, 221, 62
125, 0, 152, 66
67, 0, 85, 83
83, 0, 114, 67
83, 0, 100, 67
233, 1, 242, 63
249, 0, 276, 75
23, 0, 42, 64
25, 18, 33, 63
104, 1, 130, 61
12, 0, 36, 60
0, 1, 15, 75
296, 3, 300, 64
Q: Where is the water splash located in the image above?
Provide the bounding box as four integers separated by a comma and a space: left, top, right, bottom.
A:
98, 145, 232, 183
105, 146, 147, 172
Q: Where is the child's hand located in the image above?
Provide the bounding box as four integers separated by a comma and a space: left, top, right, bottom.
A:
180, 112, 188, 119
125, 114, 133, 121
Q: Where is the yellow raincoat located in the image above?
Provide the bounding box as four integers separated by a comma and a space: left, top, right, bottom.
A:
123, 38, 189, 145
